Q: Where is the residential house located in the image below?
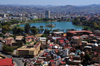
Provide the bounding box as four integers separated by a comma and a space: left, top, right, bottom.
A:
25, 36, 35, 42
15, 36, 24, 42
67, 30, 93, 40
3, 37, 17, 46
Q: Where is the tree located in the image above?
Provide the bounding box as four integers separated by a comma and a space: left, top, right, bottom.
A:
82, 27, 88, 30
17, 28, 24, 35
31, 28, 38, 35
10, 19, 20, 24
31, 26, 36, 28
44, 29, 50, 35
2, 45, 13, 52
93, 22, 99, 29
12, 27, 24, 35
0, 24, 2, 28
0, 33, 3, 37
2, 25, 10, 33
41, 34, 46, 37
1, 22, 11, 26
24, 23, 30, 34
23, 36, 26, 44
12, 26, 17, 34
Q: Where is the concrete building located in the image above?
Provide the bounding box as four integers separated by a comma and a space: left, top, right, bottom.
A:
0, 14, 9, 18
67, 30, 93, 39
31, 16, 38, 20
45, 11, 50, 18
94, 30, 100, 36
61, 16, 67, 21
71, 36, 82, 44
15, 36, 24, 42
16, 42, 41, 57
39, 37, 46, 44
53, 32, 64, 37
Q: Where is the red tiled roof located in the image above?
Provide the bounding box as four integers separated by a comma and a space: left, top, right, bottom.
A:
0, 58, 14, 66
5, 40, 12, 45
60, 41, 64, 44
26, 36, 35, 39
50, 60, 54, 62
56, 37, 66, 40
61, 62, 66, 64
68, 30, 92, 34
66, 40, 69, 43
59, 40, 64, 43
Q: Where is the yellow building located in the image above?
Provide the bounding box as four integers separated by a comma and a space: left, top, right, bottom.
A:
16, 42, 41, 57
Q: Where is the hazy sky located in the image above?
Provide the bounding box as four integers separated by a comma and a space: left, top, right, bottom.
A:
0, 0, 100, 6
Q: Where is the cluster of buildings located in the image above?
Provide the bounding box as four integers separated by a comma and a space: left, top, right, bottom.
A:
8, 30, 99, 66
0, 10, 51, 23
2, 29, 100, 66
1, 9, 100, 23
0, 35, 36, 47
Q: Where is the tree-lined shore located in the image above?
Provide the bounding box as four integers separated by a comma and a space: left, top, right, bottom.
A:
72, 17, 100, 31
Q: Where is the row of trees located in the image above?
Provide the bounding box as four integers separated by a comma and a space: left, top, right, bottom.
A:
29, 18, 55, 22
12, 23, 38, 35
1, 22, 57, 36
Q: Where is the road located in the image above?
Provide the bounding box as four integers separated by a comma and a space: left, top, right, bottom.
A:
0, 42, 24, 66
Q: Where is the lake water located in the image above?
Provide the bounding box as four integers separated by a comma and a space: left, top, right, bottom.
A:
20, 22, 84, 32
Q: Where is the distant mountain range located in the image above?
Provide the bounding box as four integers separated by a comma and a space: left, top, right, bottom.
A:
0, 4, 56, 7
0, 4, 100, 13
2, 4, 100, 7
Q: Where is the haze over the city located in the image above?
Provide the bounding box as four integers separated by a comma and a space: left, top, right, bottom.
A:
0, 0, 100, 6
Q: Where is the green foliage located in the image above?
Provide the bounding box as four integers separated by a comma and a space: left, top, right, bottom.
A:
31, 28, 38, 35
32, 26, 36, 28
0, 33, 3, 37
25, 23, 30, 34
29, 18, 54, 22
72, 17, 100, 30
44, 29, 50, 35
23, 36, 26, 44
1, 22, 11, 33
82, 27, 88, 30
2, 25, 10, 33
2, 45, 14, 52
83, 39, 90, 43
41, 34, 46, 37
12, 26, 24, 35
32, 18, 43, 22
34, 41, 37, 45
26, 41, 33, 45
53, 29, 58, 32
0, 24, 2, 28
10, 19, 20, 24
1, 22, 11, 26
93, 22, 99, 29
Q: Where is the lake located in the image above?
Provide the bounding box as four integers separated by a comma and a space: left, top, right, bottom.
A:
20, 22, 84, 32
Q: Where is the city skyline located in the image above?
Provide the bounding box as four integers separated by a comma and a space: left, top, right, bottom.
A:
0, 0, 100, 6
